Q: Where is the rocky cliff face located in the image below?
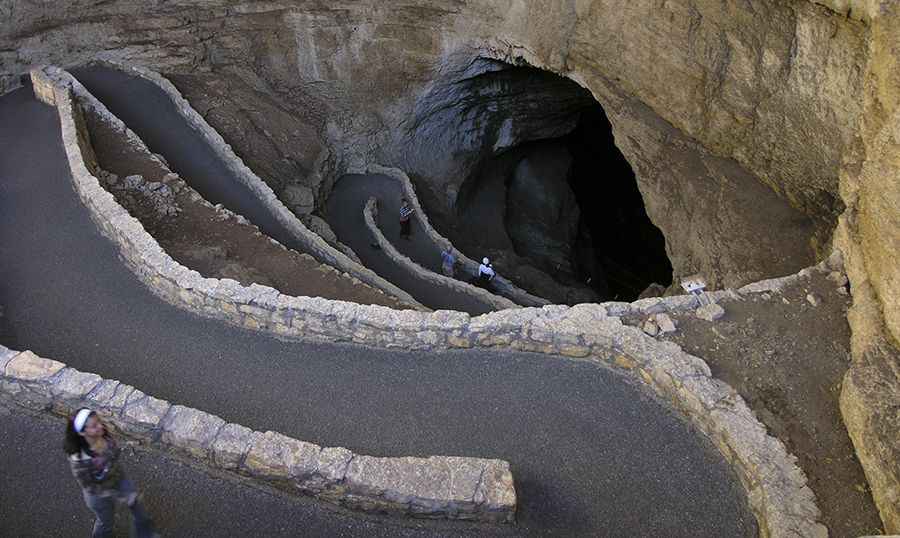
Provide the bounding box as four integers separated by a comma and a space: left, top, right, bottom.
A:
0, 0, 862, 287
3, 0, 898, 530
832, 3, 900, 532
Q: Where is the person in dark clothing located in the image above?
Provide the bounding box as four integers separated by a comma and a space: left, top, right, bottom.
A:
399, 198, 415, 240
64, 408, 158, 538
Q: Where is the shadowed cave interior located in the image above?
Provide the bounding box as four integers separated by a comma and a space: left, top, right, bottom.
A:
442, 63, 673, 303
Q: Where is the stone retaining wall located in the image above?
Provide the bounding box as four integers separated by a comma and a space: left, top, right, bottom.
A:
0, 344, 515, 521
367, 164, 550, 308
67, 67, 410, 310
34, 65, 829, 537
364, 197, 518, 312
88, 59, 422, 309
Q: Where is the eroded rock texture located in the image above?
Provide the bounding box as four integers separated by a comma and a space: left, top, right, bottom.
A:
2, 0, 899, 530
1, 0, 855, 290
506, 143, 579, 280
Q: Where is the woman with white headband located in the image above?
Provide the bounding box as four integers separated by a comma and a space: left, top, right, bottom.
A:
64, 408, 158, 537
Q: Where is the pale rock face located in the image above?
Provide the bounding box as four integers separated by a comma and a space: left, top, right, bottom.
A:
2, 0, 899, 529
0, 0, 865, 291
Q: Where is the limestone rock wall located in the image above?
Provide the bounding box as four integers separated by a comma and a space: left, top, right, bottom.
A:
833, 3, 900, 532
0, 1, 866, 289
3, 0, 900, 530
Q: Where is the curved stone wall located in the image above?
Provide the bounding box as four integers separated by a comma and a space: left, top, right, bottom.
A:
65, 65, 409, 310
363, 197, 518, 312
88, 59, 423, 310
0, 345, 516, 522
33, 66, 828, 537
368, 164, 550, 308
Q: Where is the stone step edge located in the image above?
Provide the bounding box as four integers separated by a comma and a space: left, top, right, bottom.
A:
84, 57, 424, 310
31, 66, 832, 537
367, 163, 551, 308
0, 345, 516, 523
364, 197, 518, 311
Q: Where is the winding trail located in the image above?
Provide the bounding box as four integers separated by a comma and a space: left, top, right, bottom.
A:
74, 64, 504, 314
326, 174, 498, 315
71, 65, 304, 256
0, 84, 755, 536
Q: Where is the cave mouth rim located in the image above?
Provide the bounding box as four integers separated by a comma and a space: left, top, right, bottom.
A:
444, 58, 674, 303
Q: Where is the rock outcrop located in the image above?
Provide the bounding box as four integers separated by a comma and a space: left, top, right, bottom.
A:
0, 0, 862, 293
3, 0, 899, 531
833, 4, 900, 531
506, 143, 579, 277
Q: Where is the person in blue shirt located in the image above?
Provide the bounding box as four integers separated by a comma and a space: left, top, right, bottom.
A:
440, 245, 456, 277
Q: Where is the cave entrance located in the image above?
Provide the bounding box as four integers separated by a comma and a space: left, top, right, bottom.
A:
449, 63, 672, 303
564, 105, 673, 300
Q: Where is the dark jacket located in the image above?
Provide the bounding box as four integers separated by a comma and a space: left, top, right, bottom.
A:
68, 436, 125, 495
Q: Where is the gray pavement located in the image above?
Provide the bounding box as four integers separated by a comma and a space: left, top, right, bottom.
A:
0, 405, 500, 538
325, 173, 494, 314
74, 65, 496, 315
0, 84, 756, 536
70, 66, 301, 259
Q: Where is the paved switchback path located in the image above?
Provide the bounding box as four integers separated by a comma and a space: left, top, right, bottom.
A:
70, 65, 303, 256
0, 86, 756, 536
326, 174, 495, 314
74, 65, 496, 315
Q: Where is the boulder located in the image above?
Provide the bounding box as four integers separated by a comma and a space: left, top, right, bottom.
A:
638, 283, 667, 300
654, 313, 677, 334
696, 303, 725, 322
841, 343, 900, 533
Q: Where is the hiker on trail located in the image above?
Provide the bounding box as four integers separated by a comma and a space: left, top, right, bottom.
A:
64, 408, 159, 538
440, 245, 456, 277
477, 257, 496, 289
399, 198, 415, 240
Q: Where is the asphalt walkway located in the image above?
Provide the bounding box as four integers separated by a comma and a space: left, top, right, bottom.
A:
325, 174, 495, 314
75, 65, 500, 315
71, 66, 302, 258
0, 85, 756, 537
0, 405, 509, 537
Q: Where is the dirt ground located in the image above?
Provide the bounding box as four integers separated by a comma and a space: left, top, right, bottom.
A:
84, 109, 409, 310
627, 270, 884, 537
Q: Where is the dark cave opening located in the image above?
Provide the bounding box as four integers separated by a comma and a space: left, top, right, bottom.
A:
563, 105, 673, 300
424, 61, 673, 303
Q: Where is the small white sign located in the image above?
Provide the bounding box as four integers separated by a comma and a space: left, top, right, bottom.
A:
681, 274, 707, 295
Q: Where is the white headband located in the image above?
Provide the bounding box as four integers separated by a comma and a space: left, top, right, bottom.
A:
73, 408, 93, 433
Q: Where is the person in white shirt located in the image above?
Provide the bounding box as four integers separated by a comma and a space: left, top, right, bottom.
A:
477, 257, 495, 289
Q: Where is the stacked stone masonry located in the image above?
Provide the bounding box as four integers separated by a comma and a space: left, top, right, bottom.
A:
0, 345, 515, 522
87, 59, 423, 310
63, 66, 407, 312
32, 65, 832, 537
364, 197, 518, 311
